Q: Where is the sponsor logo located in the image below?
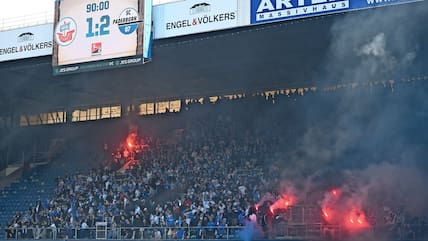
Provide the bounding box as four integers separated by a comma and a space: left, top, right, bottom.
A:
0, 30, 52, 56
91, 42, 102, 55
17, 32, 34, 42
165, 2, 236, 30
55, 17, 77, 46
0, 42, 53, 56
253, 0, 349, 23
58, 66, 79, 73
119, 57, 142, 65
190, 2, 211, 14
113, 8, 141, 35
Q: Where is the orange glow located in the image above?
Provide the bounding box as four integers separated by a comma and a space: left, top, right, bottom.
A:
330, 188, 341, 198
322, 207, 333, 223
269, 195, 295, 213
323, 210, 329, 218
123, 149, 129, 158
321, 189, 340, 224
344, 208, 370, 232
126, 132, 138, 150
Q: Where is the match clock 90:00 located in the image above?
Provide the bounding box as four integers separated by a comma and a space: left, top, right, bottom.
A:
86, 1, 110, 12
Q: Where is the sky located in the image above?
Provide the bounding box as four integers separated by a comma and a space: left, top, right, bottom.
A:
0, 0, 179, 22
0, 0, 178, 30
0, 0, 54, 20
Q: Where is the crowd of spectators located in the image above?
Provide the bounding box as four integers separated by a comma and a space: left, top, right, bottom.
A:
5, 111, 283, 239
4, 91, 428, 240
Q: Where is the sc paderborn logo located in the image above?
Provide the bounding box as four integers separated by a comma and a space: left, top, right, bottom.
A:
55, 17, 77, 46
113, 8, 141, 35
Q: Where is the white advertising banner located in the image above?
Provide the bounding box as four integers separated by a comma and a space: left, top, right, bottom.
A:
0, 24, 53, 62
154, 0, 238, 39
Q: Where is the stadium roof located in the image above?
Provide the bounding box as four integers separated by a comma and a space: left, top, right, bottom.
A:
0, 1, 427, 115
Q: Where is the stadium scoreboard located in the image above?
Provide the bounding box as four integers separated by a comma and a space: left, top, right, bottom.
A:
52, 0, 152, 75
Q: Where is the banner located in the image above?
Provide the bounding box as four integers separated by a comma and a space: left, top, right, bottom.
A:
250, 0, 423, 24
154, 0, 238, 39
0, 24, 53, 62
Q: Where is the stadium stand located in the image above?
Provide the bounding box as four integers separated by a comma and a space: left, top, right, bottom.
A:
1, 82, 428, 240
1, 1, 428, 240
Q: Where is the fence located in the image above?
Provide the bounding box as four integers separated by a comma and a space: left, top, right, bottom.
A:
5, 226, 244, 240
3, 223, 427, 240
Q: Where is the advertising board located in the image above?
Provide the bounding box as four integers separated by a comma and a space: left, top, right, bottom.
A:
153, 0, 238, 39
250, 0, 423, 24
0, 24, 53, 62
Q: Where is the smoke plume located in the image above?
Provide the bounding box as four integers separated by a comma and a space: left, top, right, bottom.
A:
265, 1, 428, 228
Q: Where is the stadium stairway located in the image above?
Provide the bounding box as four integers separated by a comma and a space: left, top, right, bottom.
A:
0, 164, 57, 239
0, 147, 102, 239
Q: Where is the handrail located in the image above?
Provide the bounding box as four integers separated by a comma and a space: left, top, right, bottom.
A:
3, 223, 428, 240
4, 225, 246, 240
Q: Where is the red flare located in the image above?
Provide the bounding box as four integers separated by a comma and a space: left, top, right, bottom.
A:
323, 210, 329, 218
270, 195, 295, 213
344, 208, 370, 232
330, 188, 341, 198
322, 207, 333, 223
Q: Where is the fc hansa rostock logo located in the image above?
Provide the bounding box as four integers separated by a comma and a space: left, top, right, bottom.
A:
55, 17, 77, 46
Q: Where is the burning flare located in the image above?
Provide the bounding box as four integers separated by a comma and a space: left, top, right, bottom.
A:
344, 208, 370, 231
269, 194, 295, 213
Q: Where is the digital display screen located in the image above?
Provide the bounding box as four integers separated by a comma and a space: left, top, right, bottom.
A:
52, 0, 152, 75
